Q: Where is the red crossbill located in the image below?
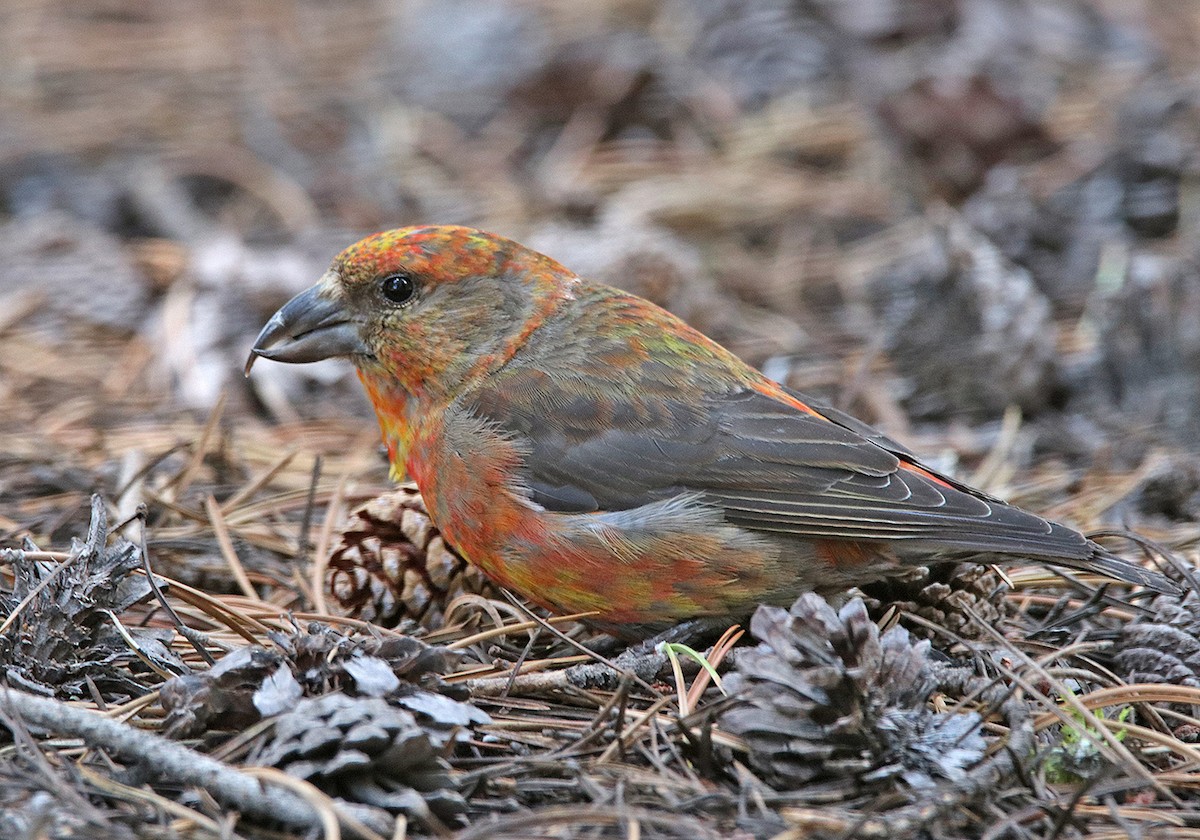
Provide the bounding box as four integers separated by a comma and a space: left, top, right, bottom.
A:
247, 225, 1177, 634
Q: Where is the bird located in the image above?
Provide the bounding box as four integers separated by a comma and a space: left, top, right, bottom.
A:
247, 225, 1178, 636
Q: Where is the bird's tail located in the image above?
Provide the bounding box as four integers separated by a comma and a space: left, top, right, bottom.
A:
1052, 547, 1182, 596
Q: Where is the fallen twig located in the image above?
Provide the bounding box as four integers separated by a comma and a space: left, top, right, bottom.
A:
0, 687, 393, 837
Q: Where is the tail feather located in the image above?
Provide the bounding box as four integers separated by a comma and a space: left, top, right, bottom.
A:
1051, 547, 1181, 595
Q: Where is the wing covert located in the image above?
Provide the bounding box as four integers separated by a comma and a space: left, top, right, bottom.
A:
461, 368, 1089, 558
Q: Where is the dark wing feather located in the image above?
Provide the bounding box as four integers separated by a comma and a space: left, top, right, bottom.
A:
463, 370, 1091, 560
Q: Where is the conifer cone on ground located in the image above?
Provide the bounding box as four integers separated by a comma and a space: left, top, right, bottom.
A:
1113, 566, 1200, 691
860, 562, 1012, 644
251, 693, 467, 827
326, 485, 497, 629
721, 594, 987, 792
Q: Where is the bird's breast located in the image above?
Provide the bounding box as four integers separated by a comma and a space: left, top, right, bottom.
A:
405, 405, 549, 593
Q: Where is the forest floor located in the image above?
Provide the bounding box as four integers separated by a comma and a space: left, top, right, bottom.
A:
3, 1, 1200, 837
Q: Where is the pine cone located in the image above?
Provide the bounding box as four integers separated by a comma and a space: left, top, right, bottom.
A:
722, 594, 986, 792
160, 647, 290, 738
860, 563, 1011, 643
251, 693, 467, 826
0, 495, 180, 702
1113, 571, 1200, 690
162, 624, 486, 738
327, 486, 497, 629
269, 621, 468, 700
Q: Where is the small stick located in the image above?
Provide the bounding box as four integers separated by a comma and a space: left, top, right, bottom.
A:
0, 687, 391, 837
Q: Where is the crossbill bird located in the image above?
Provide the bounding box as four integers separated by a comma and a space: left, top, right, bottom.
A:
248, 225, 1177, 635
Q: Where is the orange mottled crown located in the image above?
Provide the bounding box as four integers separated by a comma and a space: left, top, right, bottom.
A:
335, 225, 568, 287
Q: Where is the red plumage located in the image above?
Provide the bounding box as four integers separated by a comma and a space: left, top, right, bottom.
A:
249, 225, 1178, 635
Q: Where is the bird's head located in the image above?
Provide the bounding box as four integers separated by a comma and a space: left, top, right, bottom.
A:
246, 225, 577, 400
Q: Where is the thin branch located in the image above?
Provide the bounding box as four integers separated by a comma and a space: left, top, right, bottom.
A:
0, 687, 392, 837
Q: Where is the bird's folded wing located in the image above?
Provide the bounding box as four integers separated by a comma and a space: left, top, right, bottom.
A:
463, 372, 1090, 559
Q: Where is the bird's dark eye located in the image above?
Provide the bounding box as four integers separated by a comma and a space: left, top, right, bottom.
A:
379, 273, 416, 305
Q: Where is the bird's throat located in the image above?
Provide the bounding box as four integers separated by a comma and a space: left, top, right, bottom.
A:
357, 367, 418, 479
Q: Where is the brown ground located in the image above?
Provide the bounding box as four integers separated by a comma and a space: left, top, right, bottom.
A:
2, 1, 1200, 838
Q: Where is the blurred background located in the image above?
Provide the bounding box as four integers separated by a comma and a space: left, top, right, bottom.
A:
7, 7, 1200, 836
2, 0, 1200, 532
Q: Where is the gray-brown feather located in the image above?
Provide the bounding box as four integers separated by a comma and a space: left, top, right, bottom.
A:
464, 372, 1095, 560
457, 291, 1178, 594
